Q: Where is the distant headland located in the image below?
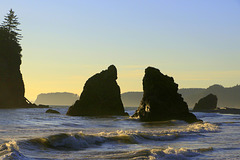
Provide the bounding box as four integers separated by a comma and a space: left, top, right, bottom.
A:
35, 92, 79, 106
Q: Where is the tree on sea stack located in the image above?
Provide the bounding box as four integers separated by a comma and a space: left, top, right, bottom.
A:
0, 9, 23, 72
0, 9, 45, 108
0, 9, 25, 108
1, 9, 22, 42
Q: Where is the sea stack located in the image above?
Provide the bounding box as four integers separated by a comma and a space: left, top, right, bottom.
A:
67, 65, 128, 116
132, 67, 200, 123
0, 26, 48, 108
0, 28, 28, 108
193, 94, 218, 111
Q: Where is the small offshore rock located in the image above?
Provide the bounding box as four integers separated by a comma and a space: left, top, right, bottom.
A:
46, 109, 60, 114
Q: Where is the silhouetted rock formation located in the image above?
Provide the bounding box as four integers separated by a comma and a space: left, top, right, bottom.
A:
0, 18, 48, 108
35, 92, 79, 106
46, 109, 60, 114
67, 65, 128, 116
0, 27, 29, 108
132, 67, 200, 123
193, 94, 218, 111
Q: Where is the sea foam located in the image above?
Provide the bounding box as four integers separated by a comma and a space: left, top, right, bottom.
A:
0, 140, 29, 160
149, 146, 213, 160
79, 146, 213, 159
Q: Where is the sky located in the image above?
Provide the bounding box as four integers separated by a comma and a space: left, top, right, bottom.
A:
0, 0, 240, 101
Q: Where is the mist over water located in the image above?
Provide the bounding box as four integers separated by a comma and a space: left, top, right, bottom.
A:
0, 107, 239, 159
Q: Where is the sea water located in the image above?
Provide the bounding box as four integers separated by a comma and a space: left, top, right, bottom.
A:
0, 107, 239, 160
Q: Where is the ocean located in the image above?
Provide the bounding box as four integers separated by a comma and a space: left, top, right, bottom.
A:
0, 106, 239, 160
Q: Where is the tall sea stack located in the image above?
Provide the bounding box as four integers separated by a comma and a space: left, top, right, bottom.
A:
132, 67, 200, 123
67, 65, 128, 116
0, 28, 28, 108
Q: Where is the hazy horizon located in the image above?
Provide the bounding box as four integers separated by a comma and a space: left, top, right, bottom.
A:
1, 0, 240, 101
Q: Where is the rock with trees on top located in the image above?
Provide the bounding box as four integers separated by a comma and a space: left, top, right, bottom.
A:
0, 9, 48, 108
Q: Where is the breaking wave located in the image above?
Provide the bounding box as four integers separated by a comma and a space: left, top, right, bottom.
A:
29, 132, 106, 150
0, 141, 29, 160
0, 140, 214, 160
148, 147, 213, 160
27, 122, 218, 150
80, 146, 214, 159
0, 122, 218, 159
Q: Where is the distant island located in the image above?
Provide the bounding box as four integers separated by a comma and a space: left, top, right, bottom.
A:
121, 84, 240, 109
35, 92, 79, 106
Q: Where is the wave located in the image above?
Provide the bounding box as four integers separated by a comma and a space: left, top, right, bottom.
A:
130, 147, 213, 160
28, 131, 180, 150
0, 123, 218, 159
0, 140, 214, 160
0, 140, 30, 160
80, 146, 213, 159
193, 112, 223, 118
26, 122, 218, 151
29, 132, 106, 150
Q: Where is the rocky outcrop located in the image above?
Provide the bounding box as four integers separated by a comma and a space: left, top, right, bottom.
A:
46, 109, 60, 114
193, 94, 217, 111
0, 27, 48, 108
0, 28, 28, 108
132, 67, 200, 123
67, 65, 128, 116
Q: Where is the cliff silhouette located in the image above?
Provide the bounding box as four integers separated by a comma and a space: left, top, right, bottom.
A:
0, 9, 47, 108
0, 26, 27, 107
